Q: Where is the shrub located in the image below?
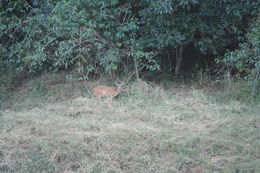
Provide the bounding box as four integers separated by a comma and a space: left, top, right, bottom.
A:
223, 16, 260, 96
0, 61, 16, 107
0, 0, 157, 79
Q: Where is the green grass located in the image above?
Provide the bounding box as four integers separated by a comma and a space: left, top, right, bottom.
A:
0, 76, 259, 173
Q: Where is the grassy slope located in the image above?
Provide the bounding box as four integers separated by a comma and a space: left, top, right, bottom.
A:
0, 74, 259, 173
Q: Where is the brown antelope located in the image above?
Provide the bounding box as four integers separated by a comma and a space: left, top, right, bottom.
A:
93, 81, 124, 99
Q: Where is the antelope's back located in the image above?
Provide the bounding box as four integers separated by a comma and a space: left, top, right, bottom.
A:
93, 86, 119, 97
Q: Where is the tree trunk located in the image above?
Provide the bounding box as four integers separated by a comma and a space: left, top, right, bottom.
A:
134, 58, 139, 80
175, 45, 183, 75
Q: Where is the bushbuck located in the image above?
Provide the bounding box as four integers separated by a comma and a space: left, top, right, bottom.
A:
93, 82, 123, 99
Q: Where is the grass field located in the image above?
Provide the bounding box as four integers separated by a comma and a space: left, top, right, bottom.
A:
0, 74, 259, 173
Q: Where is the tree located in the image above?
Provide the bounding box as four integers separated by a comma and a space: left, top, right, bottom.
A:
137, 0, 259, 75
223, 16, 260, 95
0, 0, 259, 78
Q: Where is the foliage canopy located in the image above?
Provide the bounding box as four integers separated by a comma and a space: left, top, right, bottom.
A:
0, 0, 259, 84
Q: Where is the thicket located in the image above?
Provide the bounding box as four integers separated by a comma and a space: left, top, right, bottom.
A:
223, 16, 260, 96
0, 0, 259, 104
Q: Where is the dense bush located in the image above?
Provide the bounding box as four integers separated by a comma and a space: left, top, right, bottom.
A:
1, 0, 258, 75
223, 16, 260, 95
0, 0, 158, 79
0, 0, 259, 97
0, 60, 18, 106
